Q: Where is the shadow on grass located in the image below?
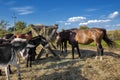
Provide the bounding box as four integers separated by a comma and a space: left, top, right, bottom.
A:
35, 66, 88, 80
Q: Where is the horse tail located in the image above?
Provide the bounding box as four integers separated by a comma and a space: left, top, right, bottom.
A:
102, 29, 115, 47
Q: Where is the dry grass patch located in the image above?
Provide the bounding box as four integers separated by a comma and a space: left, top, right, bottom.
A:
0, 47, 120, 80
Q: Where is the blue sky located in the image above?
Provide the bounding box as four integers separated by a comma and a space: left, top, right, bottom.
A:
0, 0, 120, 30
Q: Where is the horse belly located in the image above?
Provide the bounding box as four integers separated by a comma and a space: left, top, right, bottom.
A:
76, 35, 93, 44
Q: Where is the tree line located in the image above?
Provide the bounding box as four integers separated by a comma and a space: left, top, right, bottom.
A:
0, 19, 120, 40
0, 19, 31, 37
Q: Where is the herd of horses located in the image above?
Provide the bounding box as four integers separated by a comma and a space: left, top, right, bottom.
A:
0, 27, 115, 80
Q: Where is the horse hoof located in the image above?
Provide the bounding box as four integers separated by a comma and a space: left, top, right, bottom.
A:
9, 71, 13, 74
18, 78, 21, 80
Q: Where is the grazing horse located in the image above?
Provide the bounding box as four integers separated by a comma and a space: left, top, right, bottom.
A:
0, 38, 29, 80
20, 35, 59, 67
56, 28, 114, 60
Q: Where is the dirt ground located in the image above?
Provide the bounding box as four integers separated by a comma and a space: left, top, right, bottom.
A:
0, 47, 120, 80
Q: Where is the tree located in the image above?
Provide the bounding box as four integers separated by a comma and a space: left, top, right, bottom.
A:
14, 21, 26, 33
22, 26, 31, 33
8, 27, 14, 32
79, 25, 89, 29
0, 20, 9, 30
0, 29, 8, 37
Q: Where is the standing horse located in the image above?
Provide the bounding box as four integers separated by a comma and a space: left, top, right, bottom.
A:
56, 28, 78, 54
56, 28, 114, 60
0, 33, 15, 75
20, 35, 59, 67
0, 38, 29, 80
56, 31, 69, 53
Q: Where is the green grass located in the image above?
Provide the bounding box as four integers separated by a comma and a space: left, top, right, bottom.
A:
78, 40, 120, 50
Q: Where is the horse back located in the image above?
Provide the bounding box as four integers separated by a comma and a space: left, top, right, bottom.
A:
74, 28, 105, 44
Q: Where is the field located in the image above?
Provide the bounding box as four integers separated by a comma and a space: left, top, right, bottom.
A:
0, 42, 120, 80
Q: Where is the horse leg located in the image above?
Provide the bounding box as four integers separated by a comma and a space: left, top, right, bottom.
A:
96, 43, 104, 60
0, 70, 2, 75
76, 44, 81, 58
8, 65, 12, 74
13, 60, 21, 80
5, 66, 10, 80
72, 45, 75, 59
64, 41, 67, 53
15, 64, 21, 80
61, 42, 64, 53
26, 55, 29, 67
99, 45, 104, 61
30, 56, 32, 67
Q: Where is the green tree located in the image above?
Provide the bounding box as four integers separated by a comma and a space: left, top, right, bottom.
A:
79, 25, 89, 29
15, 21, 26, 32
0, 20, 9, 30
22, 26, 31, 33
0, 29, 8, 37
8, 27, 14, 32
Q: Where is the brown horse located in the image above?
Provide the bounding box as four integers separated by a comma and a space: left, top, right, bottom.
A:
56, 28, 114, 60
15, 31, 32, 40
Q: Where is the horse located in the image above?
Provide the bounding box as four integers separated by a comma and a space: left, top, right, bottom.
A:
2, 33, 14, 40
15, 31, 32, 40
56, 31, 68, 53
0, 32, 32, 75
0, 38, 11, 75
56, 28, 114, 60
20, 35, 59, 67
56, 28, 78, 54
0, 38, 30, 80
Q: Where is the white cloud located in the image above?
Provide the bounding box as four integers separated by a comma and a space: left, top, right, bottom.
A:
85, 8, 98, 12
108, 11, 119, 19
11, 6, 34, 15
56, 20, 64, 23
112, 24, 120, 27
79, 19, 111, 25
67, 16, 86, 22
65, 22, 71, 25
116, 24, 120, 27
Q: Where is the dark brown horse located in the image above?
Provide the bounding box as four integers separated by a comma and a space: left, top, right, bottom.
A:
56, 31, 68, 53
56, 28, 114, 60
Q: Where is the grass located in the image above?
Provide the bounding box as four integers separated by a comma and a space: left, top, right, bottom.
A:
0, 41, 120, 80
79, 40, 120, 50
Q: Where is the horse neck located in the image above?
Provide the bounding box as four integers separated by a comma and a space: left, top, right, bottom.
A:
29, 36, 41, 46
60, 31, 70, 40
